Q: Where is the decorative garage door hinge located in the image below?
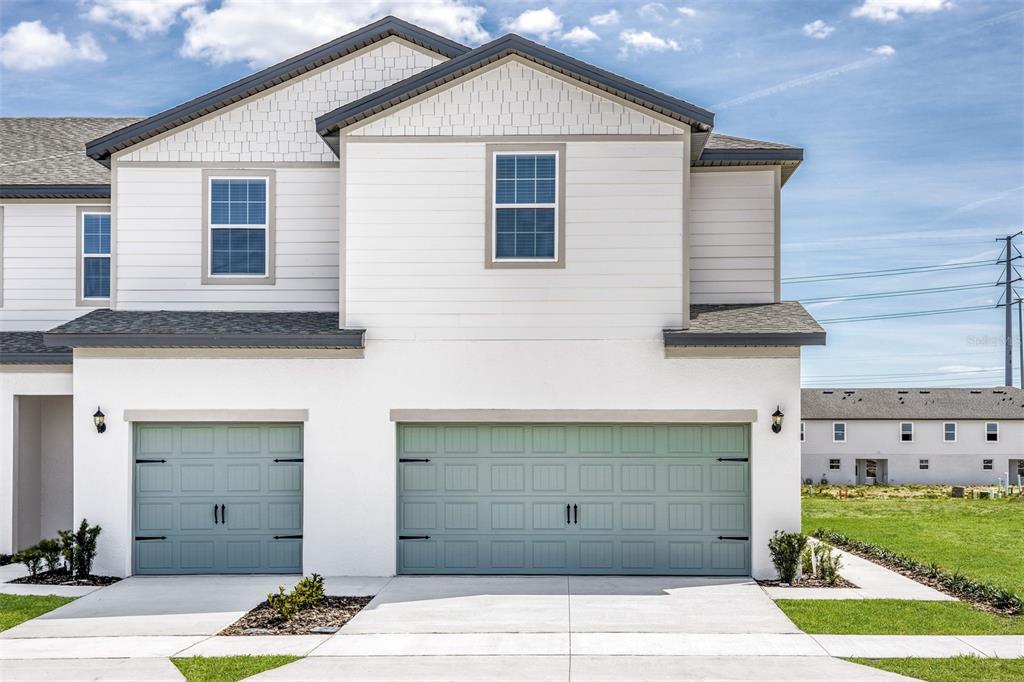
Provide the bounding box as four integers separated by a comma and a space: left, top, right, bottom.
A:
135, 536, 167, 541
273, 534, 303, 540
399, 535, 431, 540
716, 457, 749, 462
135, 459, 167, 463
717, 536, 749, 541
399, 458, 431, 463
273, 458, 303, 463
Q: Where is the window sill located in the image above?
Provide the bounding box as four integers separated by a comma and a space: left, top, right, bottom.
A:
201, 275, 276, 285
486, 259, 564, 270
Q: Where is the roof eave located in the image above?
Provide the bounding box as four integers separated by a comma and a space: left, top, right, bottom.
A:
43, 330, 366, 349
663, 330, 827, 347
0, 352, 73, 365
0, 184, 111, 199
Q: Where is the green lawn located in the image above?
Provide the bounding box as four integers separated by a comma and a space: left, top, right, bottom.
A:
171, 656, 300, 682
0, 594, 75, 632
802, 493, 1023, 596
776, 599, 1024, 635
849, 656, 1024, 682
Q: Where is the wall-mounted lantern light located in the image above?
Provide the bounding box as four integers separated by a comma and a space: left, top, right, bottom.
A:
771, 406, 784, 434
93, 407, 106, 434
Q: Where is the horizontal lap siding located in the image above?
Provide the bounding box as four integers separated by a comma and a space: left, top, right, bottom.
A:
345, 141, 684, 340
1, 203, 91, 331
116, 167, 339, 310
689, 170, 776, 304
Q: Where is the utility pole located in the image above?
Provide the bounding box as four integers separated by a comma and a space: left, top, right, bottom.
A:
1019, 296, 1023, 389
1000, 232, 1022, 387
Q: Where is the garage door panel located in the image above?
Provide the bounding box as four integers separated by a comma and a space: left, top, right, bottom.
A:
134, 423, 302, 575
398, 424, 749, 575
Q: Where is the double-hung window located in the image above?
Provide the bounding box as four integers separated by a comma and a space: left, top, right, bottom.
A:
800, 422, 805, 442
203, 171, 275, 283
832, 422, 846, 443
986, 422, 999, 442
943, 422, 957, 442
487, 145, 564, 267
899, 422, 914, 442
78, 208, 111, 303
919, 459, 929, 470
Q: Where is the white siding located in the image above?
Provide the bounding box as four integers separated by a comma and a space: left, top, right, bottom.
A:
689, 169, 777, 304
116, 166, 339, 310
345, 140, 685, 340
0, 202, 100, 331
120, 39, 443, 164
351, 58, 680, 137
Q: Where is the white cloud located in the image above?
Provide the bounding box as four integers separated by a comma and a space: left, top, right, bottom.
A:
851, 0, 954, 23
677, 6, 698, 17
503, 7, 562, 39
0, 20, 106, 71
936, 365, 1002, 374
618, 28, 681, 56
590, 9, 620, 26
638, 3, 668, 20
85, 0, 201, 38
180, 1, 488, 67
562, 26, 599, 45
871, 44, 897, 55
802, 19, 836, 39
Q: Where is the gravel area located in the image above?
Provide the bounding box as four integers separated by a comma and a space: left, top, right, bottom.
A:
759, 576, 858, 589
220, 596, 374, 636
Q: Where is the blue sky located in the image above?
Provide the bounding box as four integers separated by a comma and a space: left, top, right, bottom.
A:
2, 0, 1022, 388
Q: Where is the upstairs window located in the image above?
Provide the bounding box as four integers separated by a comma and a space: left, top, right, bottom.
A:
986, 422, 999, 442
832, 422, 846, 443
487, 145, 564, 268
800, 422, 805, 442
79, 208, 111, 303
900, 422, 914, 442
943, 423, 957, 442
203, 171, 275, 284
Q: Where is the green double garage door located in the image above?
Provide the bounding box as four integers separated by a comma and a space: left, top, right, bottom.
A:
133, 423, 303, 575
398, 423, 750, 575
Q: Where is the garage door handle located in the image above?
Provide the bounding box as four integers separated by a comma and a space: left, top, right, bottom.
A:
274, 535, 303, 540
566, 504, 570, 524
135, 459, 167, 463
135, 536, 166, 541
573, 504, 578, 525
273, 458, 303, 463
717, 536, 749, 541
399, 458, 431, 463
220, 504, 226, 525
213, 504, 219, 524
716, 458, 749, 462
399, 535, 431, 540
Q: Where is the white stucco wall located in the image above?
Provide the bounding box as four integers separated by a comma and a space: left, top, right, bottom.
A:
71, 342, 800, 580
0, 369, 73, 553
801, 419, 1024, 485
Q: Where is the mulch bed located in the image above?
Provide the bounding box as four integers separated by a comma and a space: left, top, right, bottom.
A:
758, 575, 857, 589
10, 570, 121, 587
220, 596, 374, 636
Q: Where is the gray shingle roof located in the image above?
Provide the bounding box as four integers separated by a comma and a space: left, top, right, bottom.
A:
802, 388, 1024, 420
0, 118, 142, 192
44, 310, 364, 348
697, 133, 803, 183
0, 331, 72, 364
664, 301, 825, 346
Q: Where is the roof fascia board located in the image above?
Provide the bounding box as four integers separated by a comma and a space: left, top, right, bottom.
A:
662, 330, 827, 347
0, 353, 73, 364
699, 149, 804, 162
43, 330, 366, 349
88, 17, 468, 163
317, 34, 714, 139
0, 184, 110, 199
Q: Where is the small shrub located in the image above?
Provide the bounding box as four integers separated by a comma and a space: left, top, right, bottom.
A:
36, 538, 63, 572
0, 553, 12, 566
812, 542, 843, 585
267, 573, 326, 621
800, 546, 813, 578
58, 519, 102, 579
14, 547, 44, 576
768, 531, 808, 584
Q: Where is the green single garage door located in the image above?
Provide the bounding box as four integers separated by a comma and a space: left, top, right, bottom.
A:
134, 423, 303, 575
397, 423, 750, 575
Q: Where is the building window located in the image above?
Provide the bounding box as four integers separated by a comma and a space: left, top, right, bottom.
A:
986, 422, 999, 442
899, 422, 914, 442
77, 207, 111, 304
832, 422, 846, 443
919, 459, 929, 470
829, 458, 841, 470
800, 422, 805, 442
202, 170, 275, 284
983, 459, 993, 470
943, 423, 957, 442
485, 144, 565, 269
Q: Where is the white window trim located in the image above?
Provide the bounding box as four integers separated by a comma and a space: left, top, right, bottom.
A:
76, 206, 111, 306
484, 143, 566, 269
943, 422, 957, 443
919, 458, 929, 470
982, 459, 993, 470
899, 421, 914, 443
985, 422, 999, 443
832, 422, 846, 443
829, 458, 841, 470
201, 169, 276, 285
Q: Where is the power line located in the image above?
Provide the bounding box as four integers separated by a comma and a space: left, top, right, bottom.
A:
818, 304, 995, 324
803, 368, 1002, 380
800, 282, 993, 304
783, 259, 996, 284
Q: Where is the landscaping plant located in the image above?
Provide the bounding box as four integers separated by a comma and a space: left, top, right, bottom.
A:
800, 546, 813, 578
35, 538, 63, 572
812, 542, 843, 585
12, 547, 44, 576
768, 530, 808, 584
266, 573, 326, 621
58, 519, 102, 579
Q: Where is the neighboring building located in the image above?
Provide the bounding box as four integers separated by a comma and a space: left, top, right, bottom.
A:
1, 17, 825, 580
801, 388, 1024, 485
